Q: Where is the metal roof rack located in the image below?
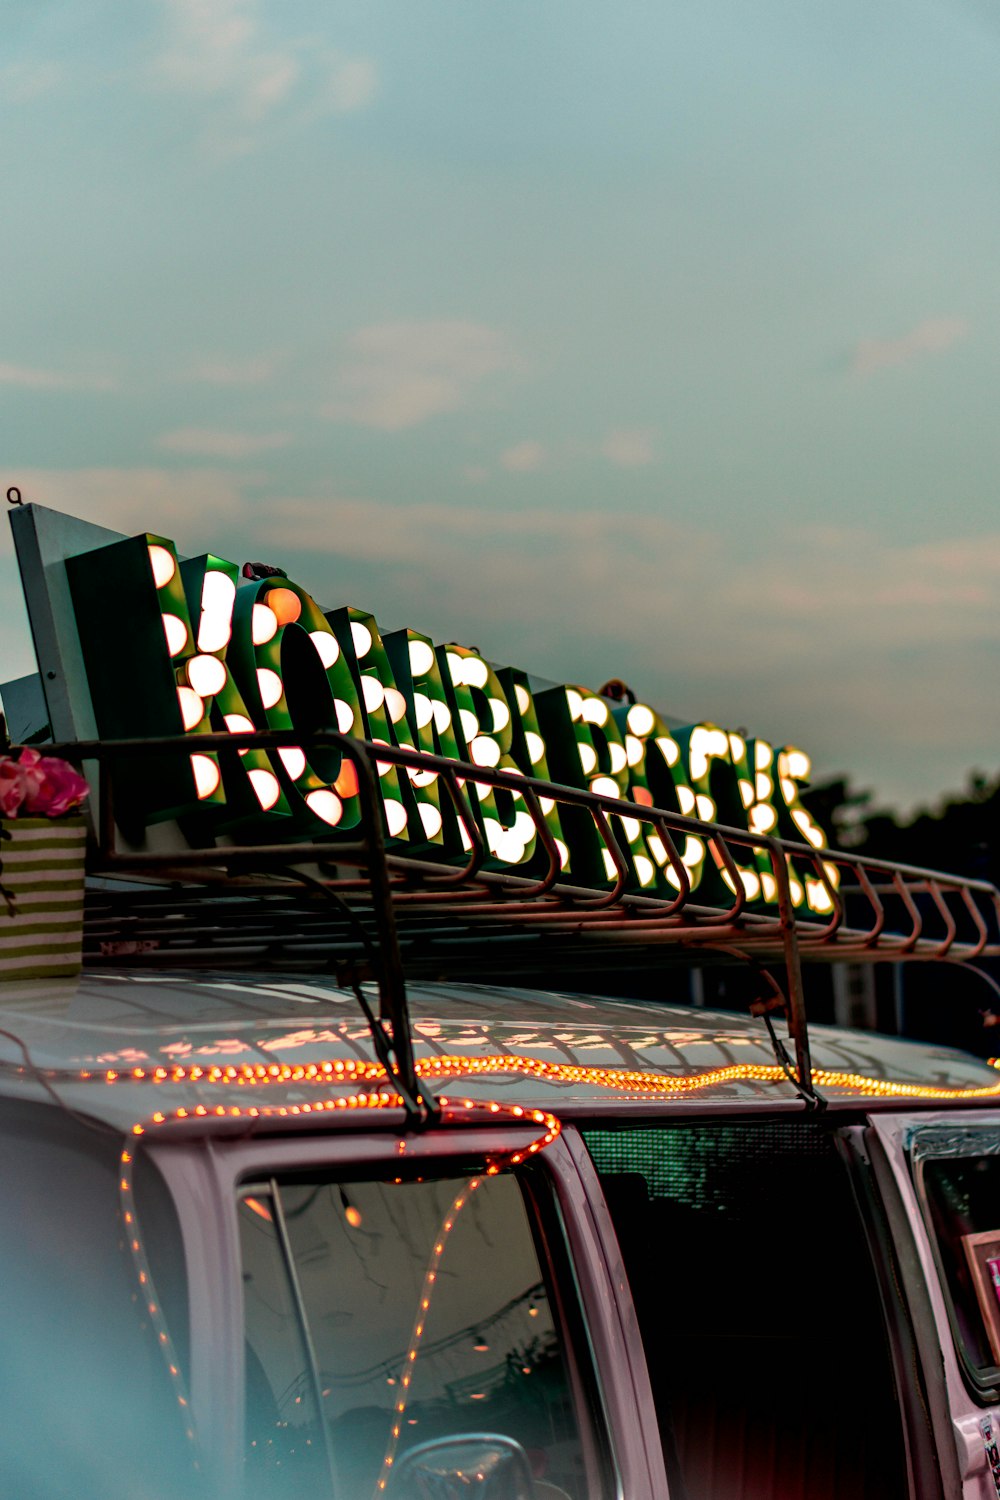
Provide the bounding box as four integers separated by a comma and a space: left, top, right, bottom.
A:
44, 730, 1000, 1114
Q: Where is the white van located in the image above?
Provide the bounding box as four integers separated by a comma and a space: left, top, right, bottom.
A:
3, 500, 1000, 1497
2, 775, 1000, 1500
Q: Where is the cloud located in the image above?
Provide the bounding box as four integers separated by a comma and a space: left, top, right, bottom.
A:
501, 441, 545, 473
0, 363, 115, 392
461, 464, 489, 483
852, 317, 969, 376
324, 56, 377, 114
188, 356, 277, 385
0, 62, 63, 105
601, 427, 656, 467
156, 427, 291, 458
326, 321, 521, 430
2, 467, 254, 560
152, 0, 377, 157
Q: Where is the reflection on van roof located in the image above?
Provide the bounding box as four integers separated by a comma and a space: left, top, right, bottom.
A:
1, 971, 999, 1135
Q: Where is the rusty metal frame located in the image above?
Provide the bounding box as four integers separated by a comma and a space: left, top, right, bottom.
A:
41, 731, 1000, 1104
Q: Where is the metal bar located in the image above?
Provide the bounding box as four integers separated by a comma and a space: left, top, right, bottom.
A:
763, 836, 812, 1092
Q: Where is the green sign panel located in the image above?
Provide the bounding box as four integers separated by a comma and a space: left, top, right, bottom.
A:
19, 512, 835, 914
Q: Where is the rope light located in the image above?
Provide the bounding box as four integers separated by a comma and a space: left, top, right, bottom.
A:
82, 1054, 1000, 1104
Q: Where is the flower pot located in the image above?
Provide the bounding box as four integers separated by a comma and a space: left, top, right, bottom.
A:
0, 817, 87, 981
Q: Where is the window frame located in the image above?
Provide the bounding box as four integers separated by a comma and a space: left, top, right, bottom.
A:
148, 1119, 665, 1500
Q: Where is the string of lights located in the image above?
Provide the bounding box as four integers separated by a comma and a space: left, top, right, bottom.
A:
79, 1053, 1000, 1104
373, 1176, 483, 1495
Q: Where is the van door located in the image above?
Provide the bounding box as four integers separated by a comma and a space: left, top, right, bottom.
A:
151, 1125, 666, 1500
573, 1115, 916, 1500
869, 1112, 1000, 1500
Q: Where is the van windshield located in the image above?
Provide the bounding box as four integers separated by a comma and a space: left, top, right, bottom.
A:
238, 1169, 590, 1500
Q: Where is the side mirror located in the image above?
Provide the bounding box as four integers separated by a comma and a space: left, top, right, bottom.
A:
386, 1433, 538, 1499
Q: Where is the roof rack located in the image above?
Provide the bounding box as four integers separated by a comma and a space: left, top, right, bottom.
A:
43, 731, 1000, 1112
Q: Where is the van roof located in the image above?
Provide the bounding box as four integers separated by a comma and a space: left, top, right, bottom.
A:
1, 970, 998, 1136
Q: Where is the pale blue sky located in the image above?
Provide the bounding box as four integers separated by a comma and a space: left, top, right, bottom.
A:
3, 0, 1000, 811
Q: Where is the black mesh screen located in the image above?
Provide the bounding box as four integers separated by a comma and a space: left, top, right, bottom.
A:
584, 1119, 835, 1214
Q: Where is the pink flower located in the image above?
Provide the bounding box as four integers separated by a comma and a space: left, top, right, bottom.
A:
0, 749, 89, 818
0, 758, 25, 818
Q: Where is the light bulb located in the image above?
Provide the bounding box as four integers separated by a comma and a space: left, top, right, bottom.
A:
257, 669, 283, 709
581, 697, 608, 726
413, 693, 434, 730
655, 735, 680, 767
471, 736, 501, 767
361, 676, 385, 713
190, 753, 220, 799
462, 656, 488, 689
248, 768, 281, 810
186, 654, 227, 697
408, 640, 435, 677
459, 709, 479, 742
224, 713, 255, 754
197, 572, 236, 652
418, 804, 443, 838
525, 731, 545, 766
148, 545, 176, 589
177, 686, 204, 730
266, 587, 301, 626
351, 622, 373, 658
278, 747, 306, 781
490, 698, 510, 732
432, 701, 451, 734
162, 614, 188, 657
306, 789, 344, 826
384, 800, 407, 836
309, 630, 340, 668
384, 688, 408, 724
252, 604, 278, 645
627, 704, 655, 737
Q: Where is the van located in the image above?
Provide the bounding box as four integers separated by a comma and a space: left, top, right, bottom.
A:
3, 500, 1000, 1498
2, 729, 1000, 1500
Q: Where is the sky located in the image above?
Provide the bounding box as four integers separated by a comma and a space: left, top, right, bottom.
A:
2, 0, 1000, 814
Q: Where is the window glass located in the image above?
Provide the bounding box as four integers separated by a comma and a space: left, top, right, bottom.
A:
584, 1121, 907, 1500
238, 1191, 331, 1498
0, 1099, 199, 1500
238, 1169, 587, 1500
920, 1148, 1000, 1386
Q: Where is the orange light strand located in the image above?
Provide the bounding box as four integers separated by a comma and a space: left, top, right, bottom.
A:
118, 1145, 198, 1453
81, 1054, 1000, 1105
373, 1176, 482, 1495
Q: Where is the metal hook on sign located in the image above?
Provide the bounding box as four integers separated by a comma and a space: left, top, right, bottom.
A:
6, 487, 22, 506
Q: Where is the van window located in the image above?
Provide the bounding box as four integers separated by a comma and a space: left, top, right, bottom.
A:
583, 1120, 908, 1500
238, 1169, 591, 1500
0, 1099, 198, 1500
917, 1136, 1000, 1391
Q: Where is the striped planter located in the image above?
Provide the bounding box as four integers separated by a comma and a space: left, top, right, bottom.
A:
0, 817, 87, 980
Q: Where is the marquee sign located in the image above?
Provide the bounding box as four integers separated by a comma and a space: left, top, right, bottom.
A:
9, 505, 835, 913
